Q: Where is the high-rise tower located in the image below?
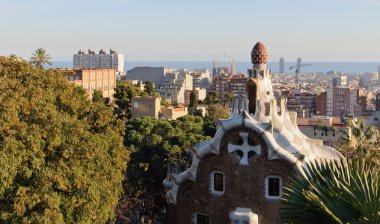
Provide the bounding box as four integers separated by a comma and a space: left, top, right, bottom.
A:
295, 57, 302, 84
296, 58, 302, 73
279, 57, 285, 73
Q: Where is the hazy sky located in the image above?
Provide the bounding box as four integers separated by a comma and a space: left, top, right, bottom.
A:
1, 0, 380, 61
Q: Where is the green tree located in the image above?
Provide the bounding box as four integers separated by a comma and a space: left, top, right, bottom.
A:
204, 91, 219, 105
281, 159, 379, 224
223, 92, 235, 106
29, 48, 52, 68
340, 119, 379, 165
113, 81, 145, 119
206, 104, 230, 122
193, 108, 204, 117
92, 89, 104, 103
189, 91, 198, 114
161, 98, 171, 107
0, 57, 129, 223
144, 81, 155, 97
119, 116, 212, 223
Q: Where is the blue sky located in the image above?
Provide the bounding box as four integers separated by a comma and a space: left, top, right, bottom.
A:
1, 0, 380, 61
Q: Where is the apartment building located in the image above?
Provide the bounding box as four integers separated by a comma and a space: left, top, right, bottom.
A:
211, 74, 248, 101
156, 72, 193, 105
63, 68, 116, 101
73, 49, 124, 73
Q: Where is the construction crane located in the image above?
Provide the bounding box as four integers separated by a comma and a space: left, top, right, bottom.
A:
289, 63, 312, 84
289, 63, 312, 74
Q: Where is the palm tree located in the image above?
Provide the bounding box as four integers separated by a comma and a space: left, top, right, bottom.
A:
281, 159, 379, 224
30, 48, 52, 68
340, 119, 379, 164
8, 54, 18, 60
341, 119, 379, 149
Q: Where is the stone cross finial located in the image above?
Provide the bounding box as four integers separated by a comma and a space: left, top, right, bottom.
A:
228, 132, 262, 166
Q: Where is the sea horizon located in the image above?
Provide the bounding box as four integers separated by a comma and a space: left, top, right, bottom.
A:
48, 61, 380, 74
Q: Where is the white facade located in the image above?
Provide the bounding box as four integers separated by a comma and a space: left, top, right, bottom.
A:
298, 125, 350, 148
197, 88, 207, 101
73, 49, 124, 73
350, 89, 358, 114
157, 72, 193, 104
178, 72, 193, 91
191, 69, 211, 89
326, 89, 333, 116
126, 67, 175, 86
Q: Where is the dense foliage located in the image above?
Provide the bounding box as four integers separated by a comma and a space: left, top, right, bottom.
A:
117, 116, 213, 223
113, 81, 145, 119
340, 119, 380, 166
204, 90, 219, 105
0, 57, 129, 223
206, 104, 230, 122
144, 81, 155, 97
281, 159, 380, 224
188, 90, 198, 114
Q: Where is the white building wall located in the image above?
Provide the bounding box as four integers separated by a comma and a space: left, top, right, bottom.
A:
73, 51, 124, 73
182, 74, 193, 90
298, 125, 349, 149
177, 87, 185, 104
350, 89, 358, 114
126, 67, 173, 85
326, 89, 333, 116
198, 88, 207, 101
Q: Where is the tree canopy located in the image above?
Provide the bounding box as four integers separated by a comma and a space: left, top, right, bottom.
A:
113, 81, 146, 119
0, 57, 129, 223
144, 81, 155, 97
119, 116, 213, 222
204, 91, 219, 105
206, 104, 230, 122
188, 90, 198, 115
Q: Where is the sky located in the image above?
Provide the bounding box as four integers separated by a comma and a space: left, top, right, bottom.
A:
1, 0, 380, 62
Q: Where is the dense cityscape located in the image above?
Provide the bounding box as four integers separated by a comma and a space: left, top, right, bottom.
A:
1, 0, 380, 224
63, 47, 380, 149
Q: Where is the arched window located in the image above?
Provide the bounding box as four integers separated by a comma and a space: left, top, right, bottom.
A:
210, 171, 225, 195
246, 79, 257, 115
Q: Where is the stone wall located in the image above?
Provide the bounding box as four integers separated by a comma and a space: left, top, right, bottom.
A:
169, 127, 294, 224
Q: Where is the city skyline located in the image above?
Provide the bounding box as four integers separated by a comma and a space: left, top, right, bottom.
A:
1, 0, 380, 61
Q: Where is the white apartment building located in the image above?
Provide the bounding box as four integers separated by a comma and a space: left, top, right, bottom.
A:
191, 69, 211, 89
157, 72, 193, 105
126, 67, 175, 86
73, 49, 124, 73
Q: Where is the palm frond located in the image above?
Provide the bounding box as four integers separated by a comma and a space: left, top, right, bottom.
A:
29, 47, 52, 68
281, 159, 380, 224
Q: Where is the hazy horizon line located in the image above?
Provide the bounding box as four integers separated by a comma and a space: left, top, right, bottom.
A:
51, 60, 380, 63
